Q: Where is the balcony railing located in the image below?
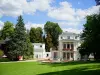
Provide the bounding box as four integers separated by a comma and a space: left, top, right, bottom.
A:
63, 48, 74, 51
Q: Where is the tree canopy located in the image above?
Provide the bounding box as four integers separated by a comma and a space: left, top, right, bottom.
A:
1, 21, 14, 40
79, 13, 100, 60
29, 27, 43, 43
7, 16, 33, 60
44, 21, 62, 50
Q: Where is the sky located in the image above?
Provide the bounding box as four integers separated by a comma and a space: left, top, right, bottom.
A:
0, 0, 99, 33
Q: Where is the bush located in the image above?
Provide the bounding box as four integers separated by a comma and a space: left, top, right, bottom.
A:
0, 58, 10, 62
0, 50, 4, 57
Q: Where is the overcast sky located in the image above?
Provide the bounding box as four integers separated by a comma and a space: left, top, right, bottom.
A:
0, 0, 99, 33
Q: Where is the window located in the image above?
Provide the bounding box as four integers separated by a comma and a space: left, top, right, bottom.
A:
75, 36, 78, 39
61, 37, 63, 39
63, 52, 66, 59
46, 54, 49, 57
67, 36, 70, 39
54, 52, 57, 58
63, 44, 66, 49
67, 44, 70, 49
40, 45, 42, 47
71, 44, 74, 50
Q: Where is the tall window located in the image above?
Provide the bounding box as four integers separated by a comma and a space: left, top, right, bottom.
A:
71, 44, 74, 50
54, 52, 57, 59
75, 36, 78, 39
67, 44, 70, 49
61, 37, 63, 39
63, 44, 66, 49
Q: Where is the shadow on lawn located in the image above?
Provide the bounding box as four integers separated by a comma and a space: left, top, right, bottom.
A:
37, 67, 100, 75
39, 61, 100, 67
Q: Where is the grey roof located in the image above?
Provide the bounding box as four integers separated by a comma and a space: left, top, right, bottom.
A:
60, 31, 80, 36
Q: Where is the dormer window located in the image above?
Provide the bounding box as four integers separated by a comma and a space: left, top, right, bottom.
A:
67, 36, 70, 39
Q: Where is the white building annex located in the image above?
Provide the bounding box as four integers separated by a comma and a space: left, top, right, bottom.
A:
33, 43, 51, 59
51, 31, 81, 61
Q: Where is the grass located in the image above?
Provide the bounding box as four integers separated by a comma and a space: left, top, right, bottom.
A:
0, 61, 100, 75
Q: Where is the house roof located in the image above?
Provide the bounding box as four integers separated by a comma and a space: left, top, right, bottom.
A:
61, 31, 80, 36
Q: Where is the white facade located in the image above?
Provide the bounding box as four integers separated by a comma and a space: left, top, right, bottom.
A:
33, 43, 51, 59
51, 31, 81, 61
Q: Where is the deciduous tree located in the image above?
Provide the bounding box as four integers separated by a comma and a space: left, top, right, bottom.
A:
44, 21, 62, 50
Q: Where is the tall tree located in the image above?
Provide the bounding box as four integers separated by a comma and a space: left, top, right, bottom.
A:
7, 16, 33, 60
1, 21, 14, 39
29, 27, 43, 43
29, 28, 36, 43
44, 21, 62, 50
45, 33, 53, 52
79, 13, 100, 60
35, 27, 43, 43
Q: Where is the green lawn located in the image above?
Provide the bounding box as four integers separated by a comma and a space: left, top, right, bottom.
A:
0, 61, 100, 75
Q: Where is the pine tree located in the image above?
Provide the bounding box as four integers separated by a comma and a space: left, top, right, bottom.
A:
7, 16, 33, 60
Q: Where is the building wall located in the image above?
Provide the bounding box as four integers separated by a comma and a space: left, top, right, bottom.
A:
58, 32, 81, 61
33, 43, 51, 59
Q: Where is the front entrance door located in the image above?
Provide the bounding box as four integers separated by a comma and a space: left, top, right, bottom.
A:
54, 52, 58, 60
63, 52, 66, 60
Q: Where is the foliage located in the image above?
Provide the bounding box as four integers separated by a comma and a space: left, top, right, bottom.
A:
23, 33, 33, 59
6, 16, 33, 60
0, 50, 4, 57
29, 27, 36, 43
29, 27, 43, 43
79, 13, 100, 60
44, 21, 62, 50
0, 58, 10, 62
1, 21, 14, 40
45, 33, 53, 51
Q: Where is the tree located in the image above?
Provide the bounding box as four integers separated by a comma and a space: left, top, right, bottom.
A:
35, 27, 43, 43
0, 49, 4, 57
29, 27, 43, 43
44, 21, 62, 50
1, 21, 14, 40
23, 33, 33, 59
45, 33, 53, 52
29, 28, 36, 43
79, 13, 100, 60
7, 16, 33, 60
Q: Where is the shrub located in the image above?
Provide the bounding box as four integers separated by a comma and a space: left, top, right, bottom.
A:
0, 50, 4, 57
0, 58, 10, 62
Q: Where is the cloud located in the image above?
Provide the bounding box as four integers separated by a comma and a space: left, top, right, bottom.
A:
63, 28, 82, 34
58, 21, 80, 26
48, 2, 76, 21
0, 20, 4, 29
25, 22, 44, 30
48, 1, 100, 27
0, 0, 52, 17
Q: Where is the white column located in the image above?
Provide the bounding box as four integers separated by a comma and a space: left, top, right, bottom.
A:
69, 52, 71, 60
69, 43, 71, 49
